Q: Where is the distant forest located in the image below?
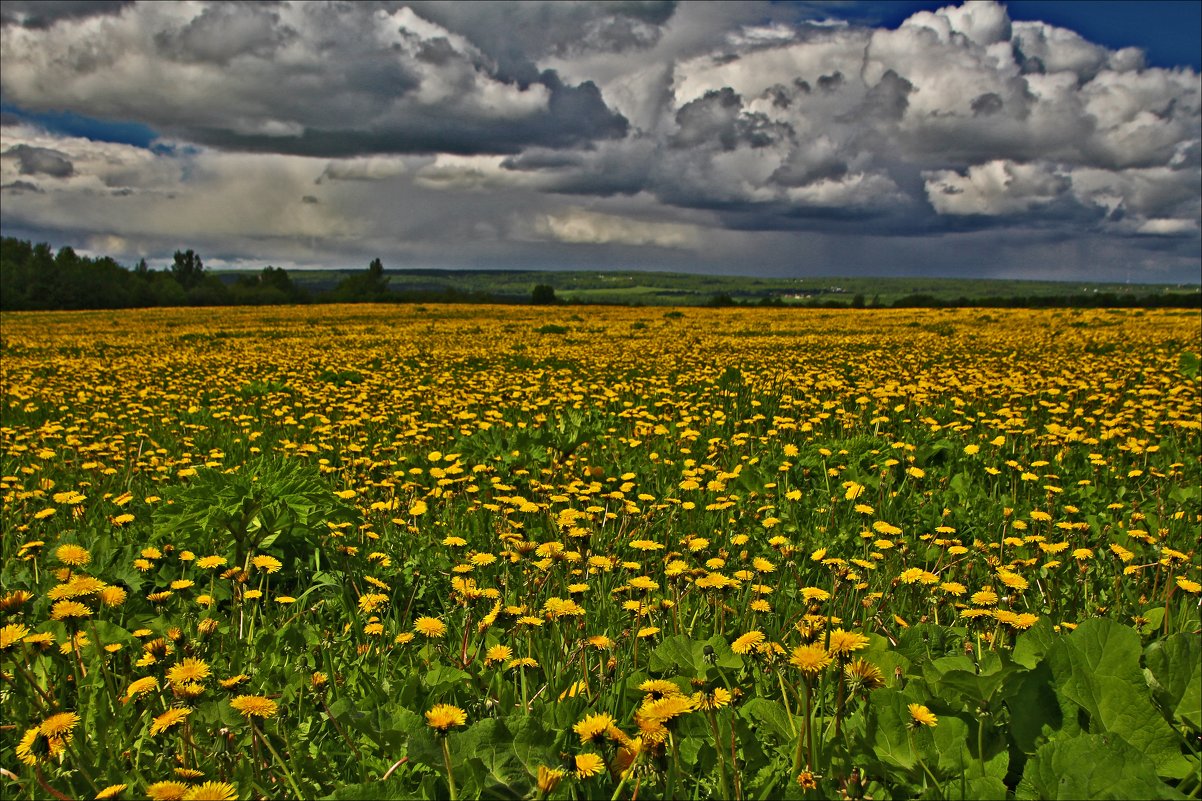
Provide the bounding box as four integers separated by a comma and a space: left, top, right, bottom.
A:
1, 236, 1199, 311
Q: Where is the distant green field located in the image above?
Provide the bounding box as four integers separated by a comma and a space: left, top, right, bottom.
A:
222, 267, 1199, 307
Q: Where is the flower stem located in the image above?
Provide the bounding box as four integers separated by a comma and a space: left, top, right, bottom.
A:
708, 709, 731, 800
441, 735, 458, 801
252, 719, 305, 800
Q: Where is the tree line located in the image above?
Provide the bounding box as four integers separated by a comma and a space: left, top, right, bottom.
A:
0, 239, 411, 310
1, 237, 1197, 311
0, 239, 554, 310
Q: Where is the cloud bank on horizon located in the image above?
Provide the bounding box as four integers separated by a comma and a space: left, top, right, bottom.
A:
1, 0, 1198, 282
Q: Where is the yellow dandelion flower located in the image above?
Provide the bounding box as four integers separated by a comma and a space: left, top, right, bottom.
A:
123, 676, 159, 703
0, 589, 34, 611
414, 616, 447, 638
827, 629, 870, 657
251, 555, 282, 573
639, 693, 697, 721
908, 703, 938, 728
997, 571, 1029, 591
844, 658, 886, 692
573, 712, 615, 743
145, 781, 190, 801
693, 687, 733, 710
995, 611, 1039, 630
196, 556, 227, 570
219, 674, 250, 689
731, 630, 767, 654
95, 784, 128, 799
789, 644, 832, 675
50, 599, 92, 620
16, 727, 50, 766
1, 622, 31, 651
484, 644, 513, 665
506, 657, 539, 670
537, 766, 565, 794
970, 589, 998, 607
55, 544, 91, 566
181, 781, 238, 801
150, 707, 192, 735
425, 703, 467, 731
1176, 577, 1201, 594
358, 593, 389, 614
39, 711, 80, 739
166, 658, 211, 687
636, 679, 680, 700
99, 586, 128, 607
574, 753, 606, 779
229, 695, 278, 719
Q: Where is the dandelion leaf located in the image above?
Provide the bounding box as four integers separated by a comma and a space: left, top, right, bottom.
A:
1144, 633, 1202, 729
737, 697, 796, 744
1016, 733, 1184, 800
1047, 618, 1191, 778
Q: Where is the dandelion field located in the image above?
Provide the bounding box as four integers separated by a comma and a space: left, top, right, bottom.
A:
1, 304, 1199, 801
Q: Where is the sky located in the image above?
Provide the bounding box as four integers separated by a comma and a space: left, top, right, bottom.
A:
1, 1, 1199, 283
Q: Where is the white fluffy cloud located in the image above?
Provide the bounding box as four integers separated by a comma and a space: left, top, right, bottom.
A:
517, 207, 702, 248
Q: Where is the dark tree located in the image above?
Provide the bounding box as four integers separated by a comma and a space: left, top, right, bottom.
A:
531, 284, 558, 305
330, 257, 390, 302
171, 249, 205, 289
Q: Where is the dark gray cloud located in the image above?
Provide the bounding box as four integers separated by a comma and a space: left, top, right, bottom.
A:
408, 1, 676, 82
1, 179, 43, 193
155, 3, 296, 65
2, 144, 75, 177
0, 0, 130, 29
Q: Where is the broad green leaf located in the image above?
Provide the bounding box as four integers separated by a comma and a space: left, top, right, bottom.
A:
424, 664, 472, 690
1145, 633, 1202, 729
863, 689, 916, 771
510, 715, 558, 777
949, 775, 1008, 801
1005, 659, 1076, 755
928, 711, 972, 774
649, 634, 697, 674
1012, 617, 1058, 669
321, 781, 417, 800
1047, 618, 1189, 778
702, 633, 744, 670
1016, 733, 1185, 800
452, 718, 529, 800
738, 697, 797, 744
